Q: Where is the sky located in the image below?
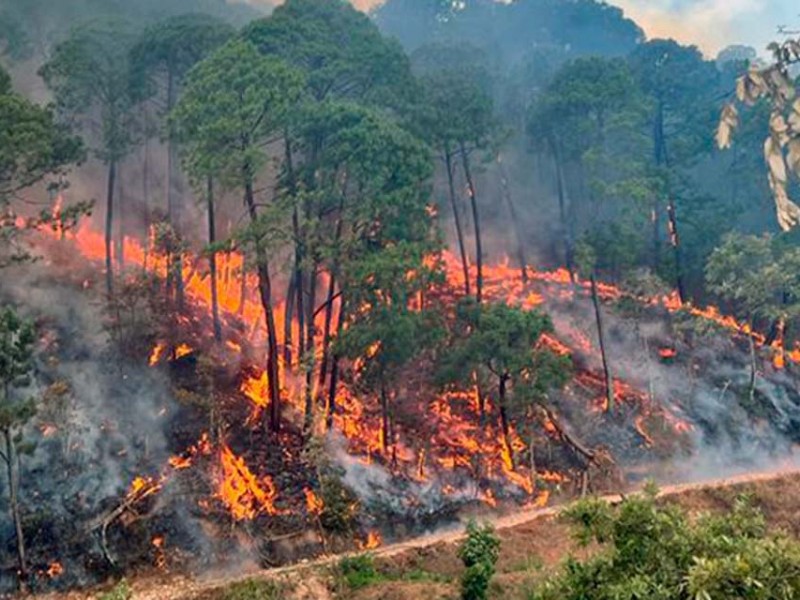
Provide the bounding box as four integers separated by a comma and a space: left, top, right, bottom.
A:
611, 0, 798, 57
250, 0, 798, 58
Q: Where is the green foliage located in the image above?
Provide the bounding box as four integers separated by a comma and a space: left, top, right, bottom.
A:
170, 38, 304, 189
221, 578, 288, 600
243, 0, 412, 105
40, 20, 139, 163
705, 232, 800, 323
0, 75, 84, 200
335, 553, 383, 590
458, 521, 500, 600
438, 300, 570, 415
530, 491, 800, 600
0, 306, 36, 431
98, 579, 132, 600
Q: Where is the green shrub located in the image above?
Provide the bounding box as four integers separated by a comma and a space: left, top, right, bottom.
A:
221, 578, 286, 600
99, 580, 132, 600
335, 553, 383, 590
530, 490, 800, 600
458, 521, 500, 600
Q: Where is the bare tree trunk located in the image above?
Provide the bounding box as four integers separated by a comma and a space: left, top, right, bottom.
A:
497, 155, 528, 281
303, 262, 318, 432
4, 430, 26, 588
591, 273, 614, 412
284, 272, 296, 368
326, 297, 346, 431
749, 319, 757, 403
207, 176, 222, 342
445, 145, 471, 296
666, 198, 686, 303
551, 141, 574, 282
142, 136, 151, 272
244, 179, 281, 433
380, 377, 390, 454
105, 160, 116, 297
166, 69, 184, 308
459, 141, 483, 303
498, 374, 513, 470
116, 161, 125, 269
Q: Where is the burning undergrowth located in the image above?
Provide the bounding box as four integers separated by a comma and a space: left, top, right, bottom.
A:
3, 218, 800, 593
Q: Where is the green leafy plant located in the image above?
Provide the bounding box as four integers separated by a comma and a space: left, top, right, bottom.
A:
221, 578, 287, 600
99, 579, 132, 600
458, 521, 501, 600
334, 553, 383, 591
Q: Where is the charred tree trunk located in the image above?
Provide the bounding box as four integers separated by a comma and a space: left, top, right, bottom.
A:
498, 374, 513, 469
326, 298, 347, 431
497, 156, 528, 281
294, 205, 306, 377
105, 160, 116, 297
284, 273, 297, 368
142, 136, 151, 272
318, 194, 347, 399
460, 142, 483, 303
380, 376, 390, 454
445, 145, 471, 296
207, 176, 222, 342
116, 161, 125, 269
590, 273, 614, 412
244, 177, 281, 433
749, 317, 758, 403
666, 198, 686, 304
550, 141, 574, 282
303, 262, 318, 432
166, 69, 184, 309
3, 429, 26, 588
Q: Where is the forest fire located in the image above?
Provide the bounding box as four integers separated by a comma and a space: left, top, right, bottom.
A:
217, 445, 281, 521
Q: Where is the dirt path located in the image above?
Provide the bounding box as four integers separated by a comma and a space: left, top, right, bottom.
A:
33, 466, 800, 600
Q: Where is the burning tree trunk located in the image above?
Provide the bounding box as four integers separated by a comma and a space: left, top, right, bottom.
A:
749, 318, 758, 403
105, 160, 117, 296
243, 178, 282, 433
284, 273, 297, 367
497, 155, 528, 282
498, 373, 514, 469
303, 262, 318, 432
207, 176, 222, 342
590, 273, 614, 412
445, 145, 471, 296
326, 297, 347, 430
1, 427, 26, 588
459, 141, 483, 303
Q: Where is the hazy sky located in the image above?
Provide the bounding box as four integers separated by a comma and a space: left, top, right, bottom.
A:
612, 0, 798, 56
257, 0, 797, 57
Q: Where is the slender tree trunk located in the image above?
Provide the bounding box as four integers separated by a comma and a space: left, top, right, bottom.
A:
105, 160, 116, 297
591, 273, 614, 412
380, 376, 390, 454
666, 198, 687, 303
498, 374, 513, 470
293, 206, 306, 375
244, 178, 281, 433
284, 272, 296, 368
445, 146, 471, 296
497, 155, 528, 281
142, 136, 151, 273
166, 69, 184, 308
459, 142, 483, 303
317, 194, 347, 399
749, 319, 757, 403
4, 430, 26, 587
238, 255, 247, 317
551, 142, 574, 281
326, 297, 346, 431
116, 161, 125, 269
207, 176, 222, 342
303, 262, 318, 431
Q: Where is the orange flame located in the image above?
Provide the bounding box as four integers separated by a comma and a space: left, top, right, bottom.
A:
217, 444, 281, 521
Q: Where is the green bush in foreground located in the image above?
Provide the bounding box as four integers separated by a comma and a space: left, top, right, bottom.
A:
458, 521, 501, 600
221, 578, 286, 600
530, 487, 800, 600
